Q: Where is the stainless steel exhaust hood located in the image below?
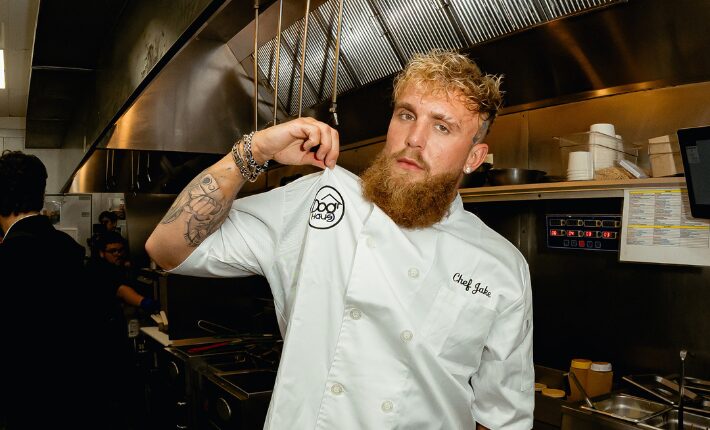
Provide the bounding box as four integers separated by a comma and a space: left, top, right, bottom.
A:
254, 0, 626, 116
64, 0, 710, 192
100, 0, 628, 153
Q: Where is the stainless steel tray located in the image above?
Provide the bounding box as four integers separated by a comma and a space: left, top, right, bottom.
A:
623, 374, 700, 406
580, 393, 671, 423
637, 409, 710, 430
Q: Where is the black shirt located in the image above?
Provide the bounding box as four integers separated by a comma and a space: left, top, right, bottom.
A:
0, 215, 107, 428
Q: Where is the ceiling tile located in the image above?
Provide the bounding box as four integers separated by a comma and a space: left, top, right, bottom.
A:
5, 48, 31, 92
7, 0, 38, 50
9, 90, 27, 116
0, 93, 8, 116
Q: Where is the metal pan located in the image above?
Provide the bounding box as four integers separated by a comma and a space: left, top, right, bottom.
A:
487, 168, 546, 186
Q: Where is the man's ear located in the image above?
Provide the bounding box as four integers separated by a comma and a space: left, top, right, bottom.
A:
463, 143, 488, 174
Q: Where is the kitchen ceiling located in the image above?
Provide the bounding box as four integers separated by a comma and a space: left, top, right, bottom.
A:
0, 0, 38, 118
255, 0, 626, 116
25, 0, 129, 148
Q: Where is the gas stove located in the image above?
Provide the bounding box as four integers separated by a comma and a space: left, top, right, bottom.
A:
167, 337, 282, 429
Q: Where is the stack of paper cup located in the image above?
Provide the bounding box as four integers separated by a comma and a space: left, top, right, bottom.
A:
567, 151, 593, 181
589, 123, 617, 170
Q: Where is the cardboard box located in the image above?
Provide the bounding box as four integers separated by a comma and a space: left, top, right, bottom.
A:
648, 135, 684, 177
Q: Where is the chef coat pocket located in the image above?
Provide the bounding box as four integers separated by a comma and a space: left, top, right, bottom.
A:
420, 285, 496, 377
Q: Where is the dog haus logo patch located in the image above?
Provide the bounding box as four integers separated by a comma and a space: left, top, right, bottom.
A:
309, 186, 345, 229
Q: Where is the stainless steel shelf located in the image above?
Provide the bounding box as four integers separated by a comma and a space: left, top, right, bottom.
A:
460, 177, 686, 203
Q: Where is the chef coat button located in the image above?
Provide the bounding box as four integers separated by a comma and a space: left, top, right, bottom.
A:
381, 400, 394, 413
350, 308, 362, 320
331, 383, 344, 395
400, 330, 414, 342
408, 267, 419, 279
366, 236, 376, 248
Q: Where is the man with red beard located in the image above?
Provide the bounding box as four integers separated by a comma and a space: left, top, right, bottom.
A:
147, 49, 533, 430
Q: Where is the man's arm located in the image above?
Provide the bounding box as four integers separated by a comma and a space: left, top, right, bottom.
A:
476, 424, 489, 430
145, 117, 339, 270
116, 284, 145, 307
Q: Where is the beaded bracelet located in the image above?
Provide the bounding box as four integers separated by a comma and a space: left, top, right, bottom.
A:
231, 131, 269, 182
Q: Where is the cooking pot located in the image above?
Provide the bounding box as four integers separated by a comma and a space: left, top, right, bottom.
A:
487, 168, 546, 186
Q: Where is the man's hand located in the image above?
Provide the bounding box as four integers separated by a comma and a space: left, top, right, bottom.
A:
251, 117, 340, 169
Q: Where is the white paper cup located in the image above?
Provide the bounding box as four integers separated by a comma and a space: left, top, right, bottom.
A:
590, 123, 616, 136
568, 151, 591, 170
568, 151, 593, 180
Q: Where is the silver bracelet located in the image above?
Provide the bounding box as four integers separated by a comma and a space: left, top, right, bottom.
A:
231, 132, 269, 182
243, 131, 269, 175
232, 139, 254, 182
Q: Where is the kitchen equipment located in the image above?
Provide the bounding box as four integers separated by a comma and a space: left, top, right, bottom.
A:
677, 125, 710, 219
623, 374, 699, 406
252, 0, 260, 131
556, 132, 640, 180
679, 349, 687, 429
637, 408, 710, 430
328, 0, 345, 126
487, 168, 546, 185
580, 393, 671, 423
107, 150, 118, 191
297, 0, 311, 118
272, 0, 283, 125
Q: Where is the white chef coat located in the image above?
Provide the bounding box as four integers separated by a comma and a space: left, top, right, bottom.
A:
172, 166, 534, 429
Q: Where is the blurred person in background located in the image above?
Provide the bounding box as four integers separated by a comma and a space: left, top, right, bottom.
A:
88, 210, 119, 258
0, 150, 106, 428
99, 210, 119, 232
86, 230, 158, 427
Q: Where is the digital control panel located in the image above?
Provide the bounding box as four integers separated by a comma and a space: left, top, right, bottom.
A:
546, 214, 622, 251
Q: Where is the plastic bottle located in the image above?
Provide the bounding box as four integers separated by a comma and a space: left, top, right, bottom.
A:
586, 362, 613, 398
568, 358, 592, 402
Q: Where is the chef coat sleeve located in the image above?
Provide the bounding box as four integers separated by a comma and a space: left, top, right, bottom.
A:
470, 263, 534, 430
170, 186, 287, 279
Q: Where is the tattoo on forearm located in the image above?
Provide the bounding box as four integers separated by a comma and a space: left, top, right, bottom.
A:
160, 173, 230, 247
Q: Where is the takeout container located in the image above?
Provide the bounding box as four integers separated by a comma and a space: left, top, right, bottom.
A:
648, 135, 684, 177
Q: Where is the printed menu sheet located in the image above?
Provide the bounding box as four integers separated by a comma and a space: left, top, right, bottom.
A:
620, 188, 710, 266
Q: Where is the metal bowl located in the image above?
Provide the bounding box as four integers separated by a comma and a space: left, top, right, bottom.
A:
487, 168, 546, 186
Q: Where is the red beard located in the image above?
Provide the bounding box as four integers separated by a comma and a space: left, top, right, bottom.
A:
360, 149, 461, 229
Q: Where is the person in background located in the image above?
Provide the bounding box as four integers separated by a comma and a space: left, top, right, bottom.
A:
146, 49, 533, 429
0, 150, 106, 428
88, 210, 119, 258
99, 210, 119, 232
85, 230, 158, 427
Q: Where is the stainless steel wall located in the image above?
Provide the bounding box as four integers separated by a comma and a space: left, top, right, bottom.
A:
468, 198, 710, 379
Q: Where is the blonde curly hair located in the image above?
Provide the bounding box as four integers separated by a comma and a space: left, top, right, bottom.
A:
393, 49, 504, 129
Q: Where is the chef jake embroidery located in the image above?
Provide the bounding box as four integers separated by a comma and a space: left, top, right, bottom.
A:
453, 272, 492, 297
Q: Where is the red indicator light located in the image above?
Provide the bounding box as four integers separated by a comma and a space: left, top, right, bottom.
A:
579, 240, 585, 247
601, 231, 617, 239
584, 231, 594, 238
567, 230, 577, 237
550, 229, 559, 236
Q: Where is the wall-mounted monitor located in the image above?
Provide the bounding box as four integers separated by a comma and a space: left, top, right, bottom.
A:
677, 126, 710, 219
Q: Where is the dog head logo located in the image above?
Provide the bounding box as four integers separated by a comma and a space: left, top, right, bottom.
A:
309, 186, 345, 229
